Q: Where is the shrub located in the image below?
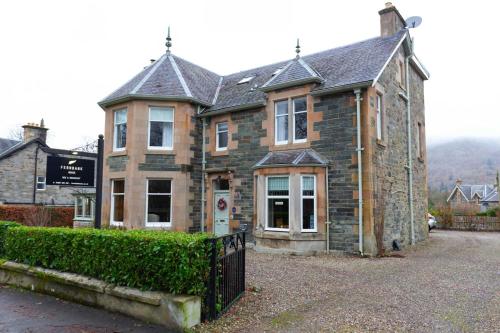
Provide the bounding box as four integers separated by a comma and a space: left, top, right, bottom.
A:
3, 227, 211, 296
0, 205, 74, 227
0, 221, 21, 256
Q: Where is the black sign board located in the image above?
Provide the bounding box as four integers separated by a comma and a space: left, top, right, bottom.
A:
46, 156, 95, 187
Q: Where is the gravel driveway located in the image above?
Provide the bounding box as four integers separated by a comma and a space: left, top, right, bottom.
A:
197, 230, 500, 332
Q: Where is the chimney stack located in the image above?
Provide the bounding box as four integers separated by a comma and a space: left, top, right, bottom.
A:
22, 119, 48, 144
456, 179, 463, 187
379, 2, 406, 37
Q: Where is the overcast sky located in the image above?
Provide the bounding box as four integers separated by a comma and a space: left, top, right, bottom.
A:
1, 0, 498, 149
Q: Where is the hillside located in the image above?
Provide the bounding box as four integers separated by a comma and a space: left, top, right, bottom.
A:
427, 138, 500, 191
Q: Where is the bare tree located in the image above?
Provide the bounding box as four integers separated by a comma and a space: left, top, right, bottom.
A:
8, 126, 23, 142
71, 136, 98, 153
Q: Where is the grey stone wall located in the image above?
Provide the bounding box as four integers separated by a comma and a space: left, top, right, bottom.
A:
373, 48, 428, 249
0, 142, 95, 206
312, 93, 359, 252
107, 155, 128, 172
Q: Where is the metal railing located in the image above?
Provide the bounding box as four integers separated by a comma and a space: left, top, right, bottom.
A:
204, 232, 246, 321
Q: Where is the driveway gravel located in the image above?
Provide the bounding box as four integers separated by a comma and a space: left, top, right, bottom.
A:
196, 230, 500, 332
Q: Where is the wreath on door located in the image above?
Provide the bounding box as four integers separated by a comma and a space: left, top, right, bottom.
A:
217, 197, 227, 210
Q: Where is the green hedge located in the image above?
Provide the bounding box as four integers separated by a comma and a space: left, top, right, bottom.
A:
3, 226, 211, 296
0, 221, 21, 256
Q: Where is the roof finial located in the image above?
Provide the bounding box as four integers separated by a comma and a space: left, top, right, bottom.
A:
295, 38, 301, 59
165, 26, 172, 54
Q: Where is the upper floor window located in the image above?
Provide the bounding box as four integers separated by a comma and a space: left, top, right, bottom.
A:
293, 97, 307, 143
275, 97, 308, 145
216, 122, 228, 151
113, 109, 127, 151
149, 107, 174, 149
36, 176, 46, 191
376, 94, 383, 140
275, 100, 288, 145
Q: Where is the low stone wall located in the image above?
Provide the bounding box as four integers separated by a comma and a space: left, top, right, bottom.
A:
0, 261, 200, 330
439, 216, 500, 232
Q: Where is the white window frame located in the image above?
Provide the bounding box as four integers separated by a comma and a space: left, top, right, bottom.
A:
300, 175, 317, 232
110, 179, 124, 226
74, 196, 94, 220
376, 94, 383, 140
292, 97, 307, 143
145, 179, 173, 227
216, 121, 228, 151
113, 108, 127, 152
274, 100, 289, 145
265, 176, 290, 232
36, 176, 46, 191
147, 107, 174, 150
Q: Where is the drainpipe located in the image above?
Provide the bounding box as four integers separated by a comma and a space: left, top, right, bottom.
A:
325, 165, 330, 253
354, 89, 364, 256
405, 55, 415, 245
201, 115, 207, 233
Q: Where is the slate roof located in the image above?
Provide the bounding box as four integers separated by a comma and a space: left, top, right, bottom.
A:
254, 149, 327, 169
0, 138, 21, 156
100, 30, 409, 113
449, 184, 499, 203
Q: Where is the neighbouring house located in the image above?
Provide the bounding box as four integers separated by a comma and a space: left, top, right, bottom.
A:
447, 178, 499, 212
98, 2, 429, 255
0, 121, 97, 226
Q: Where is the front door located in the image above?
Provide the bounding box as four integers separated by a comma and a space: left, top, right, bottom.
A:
214, 191, 230, 236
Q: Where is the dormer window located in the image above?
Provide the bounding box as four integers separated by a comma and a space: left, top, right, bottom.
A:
237, 76, 255, 85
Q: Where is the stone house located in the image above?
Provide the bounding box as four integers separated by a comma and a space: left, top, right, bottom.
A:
0, 122, 97, 225
447, 179, 499, 213
98, 3, 429, 255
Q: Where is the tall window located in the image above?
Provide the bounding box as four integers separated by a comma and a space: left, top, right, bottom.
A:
113, 109, 127, 151
111, 179, 125, 225
36, 176, 46, 190
146, 179, 172, 226
293, 97, 307, 142
417, 122, 424, 159
266, 176, 289, 230
301, 176, 316, 231
376, 94, 383, 140
148, 107, 174, 149
216, 122, 228, 151
275, 100, 288, 145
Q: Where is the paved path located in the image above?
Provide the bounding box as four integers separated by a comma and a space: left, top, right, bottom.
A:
0, 286, 168, 333
197, 230, 500, 332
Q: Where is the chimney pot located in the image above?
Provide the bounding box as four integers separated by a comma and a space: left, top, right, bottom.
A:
385, 2, 393, 8
22, 120, 48, 144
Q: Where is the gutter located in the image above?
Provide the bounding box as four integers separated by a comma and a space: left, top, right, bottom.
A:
198, 101, 266, 118
354, 89, 364, 256
98, 94, 211, 109
310, 81, 372, 96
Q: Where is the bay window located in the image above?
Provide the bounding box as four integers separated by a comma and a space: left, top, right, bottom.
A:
111, 179, 125, 225
146, 179, 172, 226
301, 176, 316, 231
266, 176, 289, 230
293, 97, 307, 142
216, 122, 228, 151
275, 100, 288, 145
148, 107, 174, 149
113, 109, 127, 151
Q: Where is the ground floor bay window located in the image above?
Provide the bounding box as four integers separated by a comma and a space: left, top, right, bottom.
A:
266, 176, 290, 230
146, 179, 172, 227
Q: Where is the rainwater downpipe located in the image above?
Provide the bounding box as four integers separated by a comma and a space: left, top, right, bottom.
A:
325, 165, 330, 253
405, 55, 415, 245
201, 115, 207, 233
354, 89, 364, 256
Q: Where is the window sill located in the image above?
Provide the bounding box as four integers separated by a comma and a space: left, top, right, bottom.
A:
110, 221, 123, 227
110, 150, 128, 157
145, 222, 172, 228
145, 150, 175, 155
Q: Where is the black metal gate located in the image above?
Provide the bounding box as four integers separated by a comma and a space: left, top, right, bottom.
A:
204, 232, 245, 321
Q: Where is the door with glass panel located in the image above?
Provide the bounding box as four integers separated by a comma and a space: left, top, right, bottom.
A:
214, 191, 230, 236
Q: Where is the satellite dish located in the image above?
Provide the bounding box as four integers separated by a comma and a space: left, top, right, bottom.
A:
405, 16, 422, 29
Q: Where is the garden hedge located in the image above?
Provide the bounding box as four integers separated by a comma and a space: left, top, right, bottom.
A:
0, 205, 74, 227
0, 221, 21, 256
2, 226, 212, 296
